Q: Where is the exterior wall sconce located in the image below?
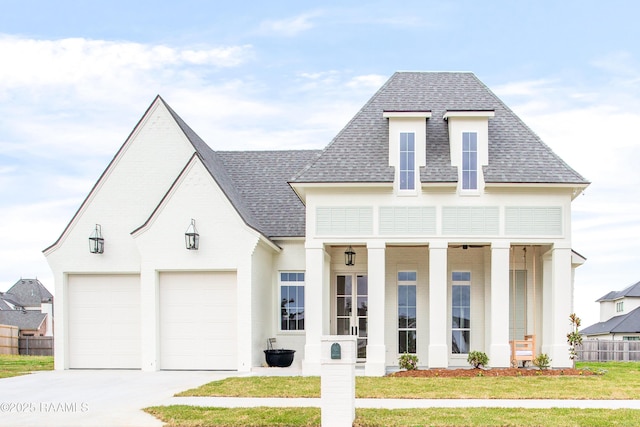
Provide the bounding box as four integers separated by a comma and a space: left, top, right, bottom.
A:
344, 246, 356, 266
89, 224, 104, 254
185, 219, 199, 250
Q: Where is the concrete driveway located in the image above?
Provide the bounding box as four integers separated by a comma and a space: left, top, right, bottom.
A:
0, 370, 236, 427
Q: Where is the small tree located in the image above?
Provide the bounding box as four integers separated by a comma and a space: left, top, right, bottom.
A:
398, 353, 419, 371
467, 351, 489, 369
567, 313, 583, 368
533, 353, 551, 370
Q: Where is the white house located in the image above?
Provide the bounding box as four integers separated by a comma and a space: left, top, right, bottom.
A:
44, 72, 589, 375
581, 281, 640, 340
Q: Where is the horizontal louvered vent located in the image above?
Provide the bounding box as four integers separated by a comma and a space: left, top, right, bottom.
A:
379, 206, 436, 235
442, 206, 499, 235
505, 206, 562, 235
316, 207, 373, 235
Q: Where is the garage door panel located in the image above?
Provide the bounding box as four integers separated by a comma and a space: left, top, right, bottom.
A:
68, 274, 141, 369
160, 271, 237, 370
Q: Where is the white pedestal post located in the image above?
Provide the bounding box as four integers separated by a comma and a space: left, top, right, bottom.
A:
321, 335, 356, 427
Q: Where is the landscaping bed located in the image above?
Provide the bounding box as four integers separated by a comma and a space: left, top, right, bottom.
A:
390, 367, 594, 377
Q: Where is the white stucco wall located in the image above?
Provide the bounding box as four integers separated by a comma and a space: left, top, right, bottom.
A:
271, 240, 307, 367
45, 100, 200, 370
133, 158, 268, 371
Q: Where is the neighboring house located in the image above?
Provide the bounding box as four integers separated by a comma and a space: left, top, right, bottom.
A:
0, 311, 47, 337
0, 278, 53, 337
44, 71, 589, 374
581, 281, 640, 340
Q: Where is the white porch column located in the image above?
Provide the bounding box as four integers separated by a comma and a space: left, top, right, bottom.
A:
428, 241, 448, 367
303, 243, 328, 376
365, 241, 386, 376
489, 242, 511, 367
542, 246, 573, 368
140, 263, 159, 371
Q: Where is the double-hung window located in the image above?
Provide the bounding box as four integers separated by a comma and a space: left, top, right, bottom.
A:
451, 271, 471, 354
462, 132, 478, 190
398, 271, 417, 354
399, 132, 415, 190
280, 272, 305, 331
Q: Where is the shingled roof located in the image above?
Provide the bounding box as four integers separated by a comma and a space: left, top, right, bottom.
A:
292, 72, 589, 185
0, 310, 46, 332
155, 72, 589, 239
3, 279, 53, 308
597, 281, 640, 302
581, 306, 640, 336
162, 98, 320, 238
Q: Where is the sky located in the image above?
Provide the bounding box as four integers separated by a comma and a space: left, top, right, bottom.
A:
1, 0, 639, 328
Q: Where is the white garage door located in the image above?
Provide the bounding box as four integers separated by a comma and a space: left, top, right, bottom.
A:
159, 271, 237, 370
68, 274, 141, 369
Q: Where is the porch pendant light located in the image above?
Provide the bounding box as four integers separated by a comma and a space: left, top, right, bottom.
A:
185, 218, 199, 250
344, 246, 356, 266
89, 224, 104, 254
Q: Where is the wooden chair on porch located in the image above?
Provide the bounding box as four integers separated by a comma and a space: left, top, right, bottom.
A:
510, 334, 535, 367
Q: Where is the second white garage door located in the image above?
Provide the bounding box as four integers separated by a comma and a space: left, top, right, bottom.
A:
159, 271, 237, 370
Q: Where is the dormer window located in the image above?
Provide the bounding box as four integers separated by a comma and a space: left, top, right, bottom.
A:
462, 132, 478, 190
400, 132, 415, 190
443, 110, 494, 194
383, 110, 431, 195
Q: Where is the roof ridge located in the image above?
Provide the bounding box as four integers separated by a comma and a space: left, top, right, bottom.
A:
158, 98, 267, 235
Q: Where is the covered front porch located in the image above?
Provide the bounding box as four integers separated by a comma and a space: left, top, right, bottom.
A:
301, 241, 579, 376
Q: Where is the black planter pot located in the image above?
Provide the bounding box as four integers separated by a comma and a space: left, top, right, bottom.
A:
264, 349, 295, 367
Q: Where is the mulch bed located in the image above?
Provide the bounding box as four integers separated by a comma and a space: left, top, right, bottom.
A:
390, 368, 594, 377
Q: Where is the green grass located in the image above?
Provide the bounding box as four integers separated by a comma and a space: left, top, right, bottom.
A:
178, 362, 640, 400
145, 406, 640, 427
0, 355, 54, 378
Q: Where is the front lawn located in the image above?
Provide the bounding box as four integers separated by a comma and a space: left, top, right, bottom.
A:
144, 406, 640, 427
0, 355, 54, 378
150, 362, 640, 426
178, 362, 640, 400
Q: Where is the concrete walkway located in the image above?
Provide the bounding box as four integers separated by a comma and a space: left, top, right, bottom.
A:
165, 396, 640, 409
2, 370, 640, 427
0, 370, 237, 427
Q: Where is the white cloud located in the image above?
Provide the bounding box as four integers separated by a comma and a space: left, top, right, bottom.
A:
257, 12, 320, 37
0, 36, 253, 89
346, 74, 388, 89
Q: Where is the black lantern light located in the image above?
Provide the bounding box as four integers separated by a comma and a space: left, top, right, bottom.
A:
89, 224, 104, 254
185, 218, 199, 250
344, 245, 356, 266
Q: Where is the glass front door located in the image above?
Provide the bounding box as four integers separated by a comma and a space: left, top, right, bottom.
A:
336, 274, 368, 360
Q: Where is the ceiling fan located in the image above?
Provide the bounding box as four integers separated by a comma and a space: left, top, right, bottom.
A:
449, 244, 485, 249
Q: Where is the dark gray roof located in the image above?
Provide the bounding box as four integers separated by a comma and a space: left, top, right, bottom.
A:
4, 279, 52, 308
161, 98, 320, 238
0, 298, 12, 310
292, 72, 589, 185
0, 310, 46, 331
581, 306, 640, 336
217, 150, 321, 237
597, 281, 640, 302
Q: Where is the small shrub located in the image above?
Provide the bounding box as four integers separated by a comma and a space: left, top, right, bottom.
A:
467, 351, 489, 368
398, 353, 418, 371
533, 353, 551, 370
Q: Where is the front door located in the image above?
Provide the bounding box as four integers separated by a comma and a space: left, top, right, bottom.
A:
336, 274, 368, 360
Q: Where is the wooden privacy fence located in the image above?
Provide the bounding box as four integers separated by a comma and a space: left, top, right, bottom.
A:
577, 340, 640, 362
19, 336, 54, 356
0, 324, 19, 355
